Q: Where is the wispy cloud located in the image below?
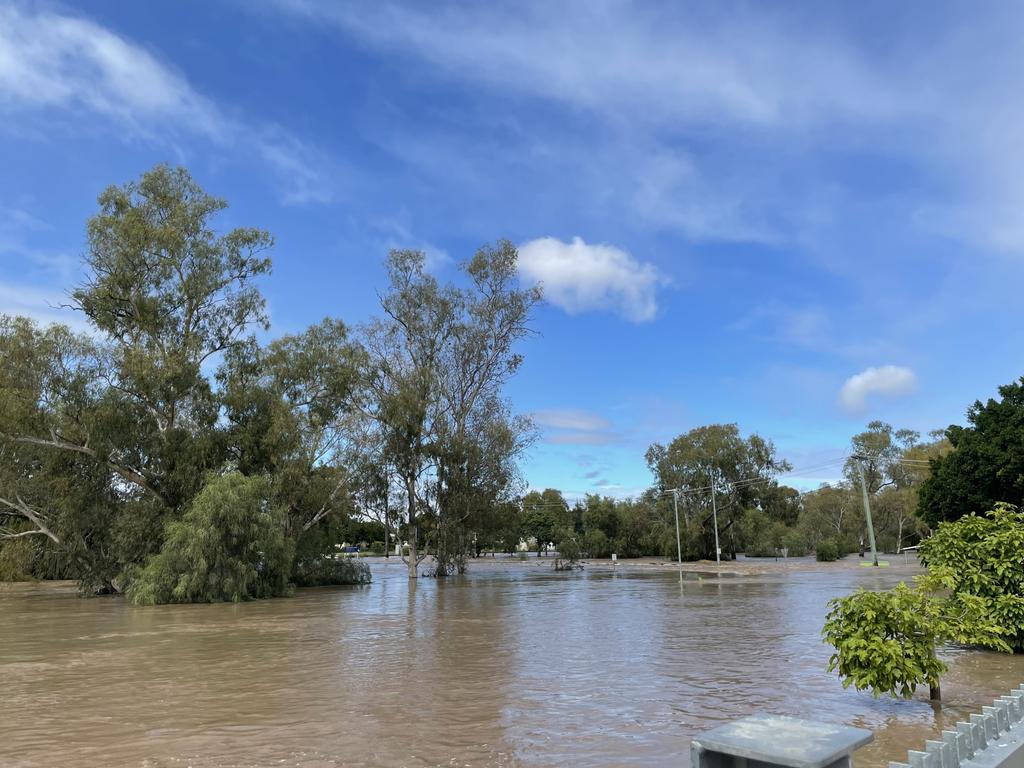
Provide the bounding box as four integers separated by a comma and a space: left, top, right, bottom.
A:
532, 408, 622, 446
0, 3, 333, 205
0, 204, 78, 283
839, 365, 918, 413
369, 217, 451, 272
273, 1, 899, 130
518, 236, 666, 322
546, 431, 623, 446
532, 409, 611, 432
266, 0, 1024, 254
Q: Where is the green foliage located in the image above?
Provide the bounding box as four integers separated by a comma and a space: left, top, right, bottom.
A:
740, 508, 789, 557
823, 583, 949, 698
646, 424, 791, 559
816, 540, 840, 562
583, 527, 611, 558
781, 529, 808, 557
823, 504, 1021, 699
918, 504, 1024, 651
520, 505, 557, 555
0, 535, 36, 581
918, 378, 1024, 525
354, 244, 540, 576
292, 556, 371, 587
128, 473, 293, 604
553, 527, 583, 570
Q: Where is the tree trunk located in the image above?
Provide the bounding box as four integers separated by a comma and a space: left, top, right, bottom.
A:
405, 476, 418, 579
384, 523, 390, 559
930, 681, 941, 701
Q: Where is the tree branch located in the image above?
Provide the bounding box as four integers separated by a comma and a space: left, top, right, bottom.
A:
0, 494, 60, 543
1, 432, 164, 503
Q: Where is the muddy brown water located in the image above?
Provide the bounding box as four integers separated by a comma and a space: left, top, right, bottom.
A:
3, 559, 1023, 767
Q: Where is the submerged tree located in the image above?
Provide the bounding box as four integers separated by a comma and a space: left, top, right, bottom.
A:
0, 165, 373, 597
355, 245, 540, 578
646, 424, 791, 559
823, 505, 1023, 700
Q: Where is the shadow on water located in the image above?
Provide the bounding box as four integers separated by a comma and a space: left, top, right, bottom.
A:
1, 562, 1022, 767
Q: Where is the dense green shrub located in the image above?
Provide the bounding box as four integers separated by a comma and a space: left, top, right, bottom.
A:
583, 528, 611, 558
292, 556, 371, 587
919, 503, 1024, 651
128, 473, 293, 604
816, 540, 840, 561
823, 504, 1023, 699
781, 530, 808, 557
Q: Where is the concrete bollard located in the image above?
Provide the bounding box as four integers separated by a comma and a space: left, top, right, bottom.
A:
690, 684, 1024, 768
690, 714, 873, 768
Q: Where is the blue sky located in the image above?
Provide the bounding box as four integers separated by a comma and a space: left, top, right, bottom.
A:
2, 1, 1023, 499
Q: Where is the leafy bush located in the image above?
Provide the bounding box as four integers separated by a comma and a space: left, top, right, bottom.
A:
128, 473, 293, 604
781, 530, 808, 557
823, 582, 1006, 699
824, 583, 949, 698
369, 540, 385, 554
823, 504, 1023, 699
816, 540, 840, 561
919, 503, 1024, 651
292, 556, 371, 587
583, 528, 611, 558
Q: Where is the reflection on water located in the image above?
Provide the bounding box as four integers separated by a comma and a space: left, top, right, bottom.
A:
2, 561, 1022, 767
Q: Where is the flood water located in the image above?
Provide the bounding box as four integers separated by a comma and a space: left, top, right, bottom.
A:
3, 559, 1023, 768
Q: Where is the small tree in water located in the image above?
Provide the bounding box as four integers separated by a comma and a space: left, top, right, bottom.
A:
553, 527, 583, 571
823, 504, 1023, 700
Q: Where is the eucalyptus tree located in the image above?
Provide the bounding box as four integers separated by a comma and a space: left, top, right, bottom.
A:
218, 318, 362, 537
0, 165, 274, 589
72, 164, 272, 509
355, 243, 540, 578
0, 317, 123, 586
646, 424, 791, 559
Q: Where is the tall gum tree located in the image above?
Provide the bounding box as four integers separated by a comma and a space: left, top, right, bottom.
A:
646, 424, 791, 559
0, 165, 273, 587
356, 244, 540, 578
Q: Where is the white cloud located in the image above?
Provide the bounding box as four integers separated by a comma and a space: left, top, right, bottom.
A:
0, 4, 331, 205
532, 409, 611, 431
838, 365, 918, 413
0, 4, 222, 139
518, 236, 665, 322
